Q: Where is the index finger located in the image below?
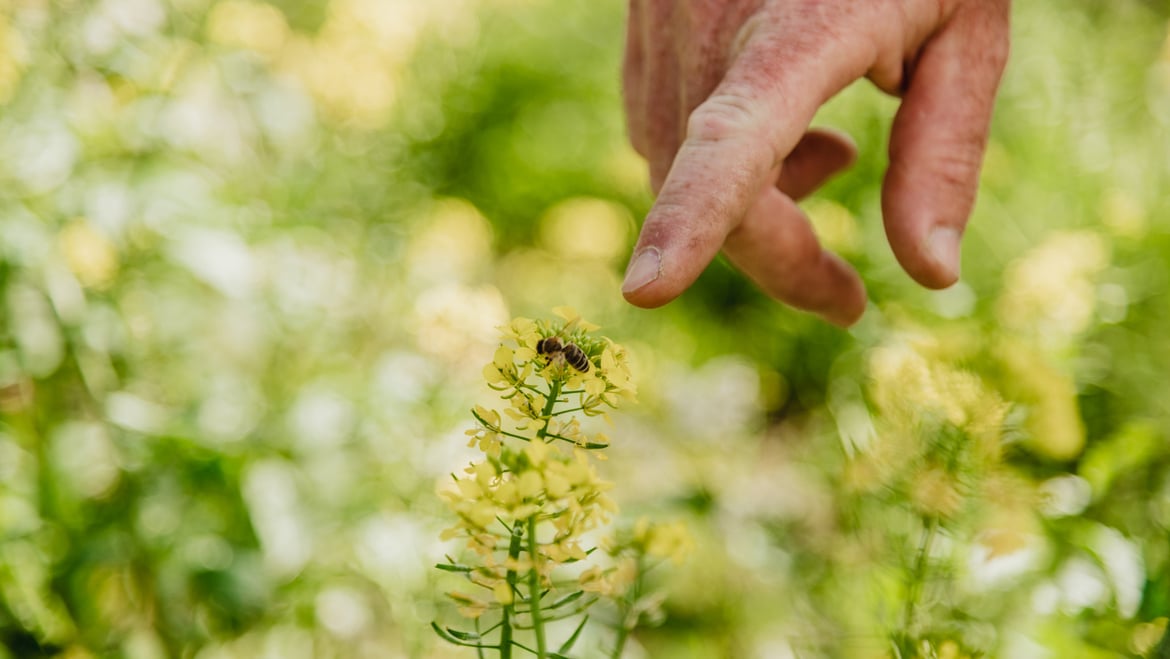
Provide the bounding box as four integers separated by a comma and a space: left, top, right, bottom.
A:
621, 5, 900, 308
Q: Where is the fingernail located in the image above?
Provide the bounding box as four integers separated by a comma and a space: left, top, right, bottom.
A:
926, 226, 962, 282
622, 246, 662, 294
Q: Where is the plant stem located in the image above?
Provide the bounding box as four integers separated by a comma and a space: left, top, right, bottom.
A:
504, 377, 559, 659
898, 517, 939, 654
527, 516, 548, 658
502, 522, 524, 659
610, 555, 643, 659
537, 379, 563, 440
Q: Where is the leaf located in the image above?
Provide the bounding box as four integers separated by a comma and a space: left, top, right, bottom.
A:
435, 563, 473, 573
431, 622, 496, 649
445, 627, 482, 641
545, 590, 585, 610
556, 615, 589, 655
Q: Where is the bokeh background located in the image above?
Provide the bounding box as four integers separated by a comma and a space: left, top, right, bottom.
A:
2, 0, 1170, 657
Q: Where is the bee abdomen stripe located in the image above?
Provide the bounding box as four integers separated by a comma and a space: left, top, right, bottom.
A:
563, 344, 590, 372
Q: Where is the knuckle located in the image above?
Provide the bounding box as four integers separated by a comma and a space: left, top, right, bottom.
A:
685, 92, 761, 144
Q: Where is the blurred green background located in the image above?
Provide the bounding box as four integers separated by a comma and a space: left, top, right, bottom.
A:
2, 0, 1170, 657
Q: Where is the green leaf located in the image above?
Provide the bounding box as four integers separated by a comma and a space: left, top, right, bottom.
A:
435, 563, 473, 573
557, 615, 589, 655
546, 590, 585, 610
431, 622, 495, 649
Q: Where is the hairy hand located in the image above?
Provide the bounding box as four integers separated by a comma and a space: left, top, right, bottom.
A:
621, 0, 1011, 325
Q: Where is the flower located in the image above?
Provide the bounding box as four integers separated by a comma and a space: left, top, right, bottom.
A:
439, 310, 637, 621
634, 518, 694, 566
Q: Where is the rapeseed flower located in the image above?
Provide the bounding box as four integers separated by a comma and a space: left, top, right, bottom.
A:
434, 309, 675, 659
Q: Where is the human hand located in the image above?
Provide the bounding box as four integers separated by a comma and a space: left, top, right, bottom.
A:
621, 0, 1010, 326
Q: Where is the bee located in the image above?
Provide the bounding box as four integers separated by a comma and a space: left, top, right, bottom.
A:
536, 335, 591, 373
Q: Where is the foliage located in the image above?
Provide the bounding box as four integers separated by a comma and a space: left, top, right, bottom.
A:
0, 0, 1168, 657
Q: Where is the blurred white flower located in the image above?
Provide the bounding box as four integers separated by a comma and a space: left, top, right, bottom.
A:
106, 391, 171, 434
169, 227, 258, 298
1038, 475, 1092, 518
661, 356, 761, 441
7, 284, 64, 378
197, 375, 265, 444
412, 282, 508, 368
50, 421, 120, 499
356, 514, 438, 590
288, 387, 355, 452
1055, 555, 1110, 615
244, 460, 312, 577
3, 120, 78, 193
315, 586, 370, 639
1091, 524, 1144, 619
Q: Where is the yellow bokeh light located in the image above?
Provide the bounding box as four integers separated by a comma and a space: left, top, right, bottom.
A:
997, 230, 1110, 343
1100, 188, 1147, 239
275, 0, 439, 128
59, 219, 119, 288
406, 198, 495, 284
539, 197, 631, 261
206, 0, 290, 57
0, 15, 26, 105
805, 198, 860, 255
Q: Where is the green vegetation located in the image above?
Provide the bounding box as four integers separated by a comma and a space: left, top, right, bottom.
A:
1, 0, 1169, 657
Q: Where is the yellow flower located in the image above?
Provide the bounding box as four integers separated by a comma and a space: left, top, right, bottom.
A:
552, 306, 600, 332
448, 591, 489, 619
635, 518, 694, 565
516, 470, 543, 500
473, 405, 501, 429
909, 467, 965, 520
439, 310, 664, 638
492, 582, 513, 606
524, 438, 551, 466
493, 345, 514, 369
578, 558, 636, 597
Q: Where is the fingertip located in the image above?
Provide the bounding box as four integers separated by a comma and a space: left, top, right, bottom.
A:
881, 3, 1005, 291
882, 208, 965, 289
923, 225, 962, 288
620, 245, 668, 307
724, 189, 869, 326
819, 251, 869, 326
619, 240, 700, 309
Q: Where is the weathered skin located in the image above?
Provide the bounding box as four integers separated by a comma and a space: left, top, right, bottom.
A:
621, 0, 1011, 326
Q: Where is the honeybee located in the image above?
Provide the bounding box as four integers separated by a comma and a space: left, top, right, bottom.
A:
536, 336, 591, 373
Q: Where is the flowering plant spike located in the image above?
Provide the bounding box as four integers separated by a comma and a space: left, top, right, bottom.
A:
433, 308, 688, 659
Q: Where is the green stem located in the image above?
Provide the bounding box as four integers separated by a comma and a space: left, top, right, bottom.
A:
527, 516, 548, 658
898, 517, 939, 654
502, 523, 524, 659
537, 380, 563, 440
502, 378, 560, 659
610, 555, 643, 659
475, 618, 487, 659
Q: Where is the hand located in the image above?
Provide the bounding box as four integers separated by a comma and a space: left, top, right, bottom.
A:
621, 0, 1011, 326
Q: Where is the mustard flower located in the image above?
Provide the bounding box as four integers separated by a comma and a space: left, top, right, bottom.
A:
434, 310, 676, 659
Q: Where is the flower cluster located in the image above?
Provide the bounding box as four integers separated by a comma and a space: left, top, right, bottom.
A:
858, 335, 1010, 522
435, 308, 674, 659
